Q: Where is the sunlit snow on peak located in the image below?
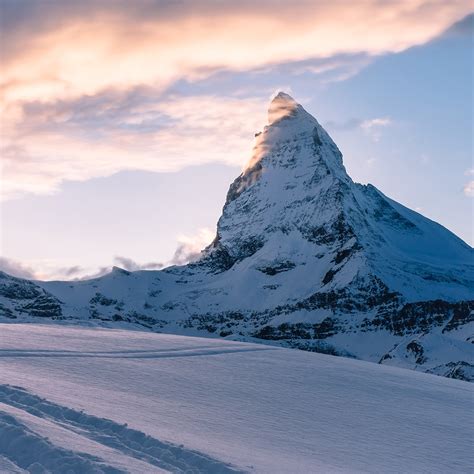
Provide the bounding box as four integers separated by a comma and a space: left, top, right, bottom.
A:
268, 91, 301, 125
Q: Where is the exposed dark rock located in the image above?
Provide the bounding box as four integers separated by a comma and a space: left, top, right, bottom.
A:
20, 294, 62, 318
148, 289, 162, 298
302, 213, 356, 246
300, 277, 400, 313
379, 353, 392, 363
312, 126, 323, 147
322, 269, 337, 285
333, 244, 361, 265
0, 277, 42, 300
443, 302, 474, 332
180, 311, 247, 333
253, 318, 341, 341
225, 161, 263, 206
428, 361, 474, 382
202, 243, 237, 272
0, 304, 16, 319
258, 261, 296, 275
369, 300, 473, 336
201, 234, 264, 273
406, 340, 427, 364
89, 293, 118, 306
287, 340, 355, 358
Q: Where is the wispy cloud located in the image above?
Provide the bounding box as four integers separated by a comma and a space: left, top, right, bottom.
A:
2, 1, 468, 104
463, 169, 474, 197
113, 256, 164, 272
360, 117, 392, 142
0, 227, 215, 281
0, 257, 90, 281
252, 54, 374, 84
366, 157, 377, 168
0, 257, 36, 279
324, 118, 364, 131
170, 228, 215, 266
360, 118, 392, 129
464, 181, 474, 197
1, 1, 471, 199
2, 92, 266, 199
325, 116, 392, 141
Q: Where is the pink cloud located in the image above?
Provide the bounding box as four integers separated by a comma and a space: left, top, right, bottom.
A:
1, 1, 471, 199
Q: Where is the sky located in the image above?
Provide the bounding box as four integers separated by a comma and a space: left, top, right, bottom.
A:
0, 0, 473, 280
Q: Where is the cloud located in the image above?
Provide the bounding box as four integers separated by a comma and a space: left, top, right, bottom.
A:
170, 228, 215, 266
0, 257, 36, 279
361, 118, 392, 128
325, 116, 392, 141
464, 181, 474, 197
250, 54, 374, 84
0, 257, 87, 280
324, 118, 366, 131
463, 169, 474, 197
1, 92, 267, 199
2, 1, 470, 104
114, 229, 215, 271
61, 266, 83, 277
360, 117, 392, 141
366, 157, 377, 167
1, 1, 471, 199
113, 256, 164, 272
0, 228, 215, 281
72, 267, 111, 281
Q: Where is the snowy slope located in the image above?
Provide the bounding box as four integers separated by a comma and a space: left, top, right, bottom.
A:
0, 93, 472, 379
0, 323, 472, 473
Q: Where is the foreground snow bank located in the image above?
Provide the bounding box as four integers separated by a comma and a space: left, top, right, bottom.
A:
0, 324, 472, 473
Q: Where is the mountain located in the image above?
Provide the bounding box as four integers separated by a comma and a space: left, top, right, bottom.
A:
1, 92, 473, 380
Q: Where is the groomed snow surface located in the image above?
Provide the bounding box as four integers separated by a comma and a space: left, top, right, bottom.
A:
0, 324, 472, 473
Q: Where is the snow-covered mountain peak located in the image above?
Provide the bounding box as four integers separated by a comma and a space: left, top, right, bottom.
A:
199, 93, 472, 303
198, 93, 356, 274
250, 92, 348, 178
268, 91, 303, 124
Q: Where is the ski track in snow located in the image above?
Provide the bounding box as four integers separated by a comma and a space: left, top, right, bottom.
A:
0, 385, 244, 474
0, 344, 275, 360
0, 408, 123, 474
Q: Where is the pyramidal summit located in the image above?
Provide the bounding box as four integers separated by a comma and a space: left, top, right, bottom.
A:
1, 93, 473, 380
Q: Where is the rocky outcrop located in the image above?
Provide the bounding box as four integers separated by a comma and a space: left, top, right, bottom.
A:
0, 272, 62, 319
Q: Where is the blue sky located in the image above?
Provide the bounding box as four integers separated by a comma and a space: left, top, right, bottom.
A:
0, 2, 472, 279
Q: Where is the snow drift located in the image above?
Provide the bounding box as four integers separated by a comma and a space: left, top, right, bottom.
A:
0, 324, 472, 473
